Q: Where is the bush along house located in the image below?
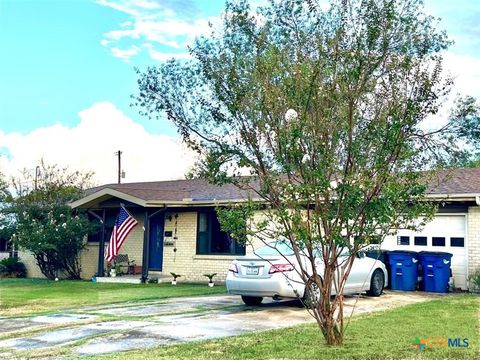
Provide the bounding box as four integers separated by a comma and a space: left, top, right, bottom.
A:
17, 168, 480, 290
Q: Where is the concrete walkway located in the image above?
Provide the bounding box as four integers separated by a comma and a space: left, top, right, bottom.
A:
0, 291, 442, 359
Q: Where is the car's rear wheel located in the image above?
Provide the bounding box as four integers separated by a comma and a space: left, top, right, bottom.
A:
367, 269, 384, 297
241, 296, 263, 306
302, 276, 322, 308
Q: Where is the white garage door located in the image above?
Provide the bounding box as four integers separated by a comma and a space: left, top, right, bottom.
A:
382, 215, 468, 290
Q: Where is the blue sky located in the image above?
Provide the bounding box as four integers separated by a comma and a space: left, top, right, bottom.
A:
0, 0, 224, 136
0, 0, 479, 184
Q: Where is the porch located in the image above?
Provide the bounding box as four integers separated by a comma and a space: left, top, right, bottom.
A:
70, 182, 253, 283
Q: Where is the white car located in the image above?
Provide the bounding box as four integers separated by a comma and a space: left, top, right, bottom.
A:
226, 240, 388, 305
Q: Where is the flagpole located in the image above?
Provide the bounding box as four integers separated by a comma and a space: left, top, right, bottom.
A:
120, 203, 134, 217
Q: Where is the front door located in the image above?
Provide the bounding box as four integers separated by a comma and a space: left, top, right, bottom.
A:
148, 214, 164, 271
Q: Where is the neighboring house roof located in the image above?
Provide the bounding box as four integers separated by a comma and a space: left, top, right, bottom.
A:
71, 168, 480, 209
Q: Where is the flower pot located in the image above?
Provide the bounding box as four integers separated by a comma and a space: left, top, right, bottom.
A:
171, 280, 177, 285
110, 269, 116, 277
208, 282, 214, 287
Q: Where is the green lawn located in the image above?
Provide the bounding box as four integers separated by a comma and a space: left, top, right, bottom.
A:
91, 294, 479, 360
0, 278, 226, 316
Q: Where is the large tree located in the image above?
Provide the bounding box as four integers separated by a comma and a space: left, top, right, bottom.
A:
134, 0, 453, 345
445, 96, 480, 168
4, 162, 96, 279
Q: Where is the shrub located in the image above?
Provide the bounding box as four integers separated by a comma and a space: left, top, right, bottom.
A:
469, 269, 480, 292
0, 257, 27, 278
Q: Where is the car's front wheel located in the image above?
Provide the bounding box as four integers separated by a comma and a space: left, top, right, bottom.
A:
367, 269, 385, 297
241, 296, 263, 306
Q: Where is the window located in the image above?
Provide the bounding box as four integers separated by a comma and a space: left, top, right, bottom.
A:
450, 237, 465, 247
414, 236, 427, 246
0, 237, 9, 252
397, 236, 410, 245
432, 237, 445, 247
196, 211, 245, 255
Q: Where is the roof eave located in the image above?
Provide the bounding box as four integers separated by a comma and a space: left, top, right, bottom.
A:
70, 188, 147, 209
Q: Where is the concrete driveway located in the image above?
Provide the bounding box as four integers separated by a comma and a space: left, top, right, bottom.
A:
0, 291, 442, 358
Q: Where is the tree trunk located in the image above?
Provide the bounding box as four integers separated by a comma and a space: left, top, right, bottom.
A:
324, 319, 343, 346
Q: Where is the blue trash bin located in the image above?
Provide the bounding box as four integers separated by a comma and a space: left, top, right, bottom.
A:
418, 251, 452, 293
388, 251, 419, 291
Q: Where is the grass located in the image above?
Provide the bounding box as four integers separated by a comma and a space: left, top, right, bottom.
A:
90, 294, 479, 360
0, 278, 226, 316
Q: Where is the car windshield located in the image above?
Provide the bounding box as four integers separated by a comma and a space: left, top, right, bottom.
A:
254, 240, 294, 256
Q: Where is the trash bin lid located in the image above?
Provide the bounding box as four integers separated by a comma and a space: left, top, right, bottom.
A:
388, 250, 418, 255
419, 251, 452, 257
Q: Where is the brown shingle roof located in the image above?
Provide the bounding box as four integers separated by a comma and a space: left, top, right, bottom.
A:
427, 168, 480, 195
85, 178, 257, 202
79, 167, 480, 206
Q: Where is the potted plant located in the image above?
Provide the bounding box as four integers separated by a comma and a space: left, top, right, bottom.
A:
105, 262, 115, 277
170, 272, 181, 285
204, 273, 217, 287
114, 264, 122, 276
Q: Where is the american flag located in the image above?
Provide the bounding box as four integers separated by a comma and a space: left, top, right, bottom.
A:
105, 207, 138, 262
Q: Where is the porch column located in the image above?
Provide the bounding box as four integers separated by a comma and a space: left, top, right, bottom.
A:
97, 209, 106, 277
141, 209, 150, 282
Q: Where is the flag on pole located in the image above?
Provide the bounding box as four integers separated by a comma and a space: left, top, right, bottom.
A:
105, 207, 138, 262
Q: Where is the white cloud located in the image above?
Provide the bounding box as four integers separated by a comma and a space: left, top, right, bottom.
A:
147, 48, 190, 62
0, 102, 196, 186
97, 0, 217, 62
443, 52, 480, 98
110, 45, 141, 61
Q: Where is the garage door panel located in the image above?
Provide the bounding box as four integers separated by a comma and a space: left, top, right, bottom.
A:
380, 215, 467, 290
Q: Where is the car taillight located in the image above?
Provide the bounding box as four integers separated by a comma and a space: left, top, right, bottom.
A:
268, 264, 294, 274
228, 264, 238, 273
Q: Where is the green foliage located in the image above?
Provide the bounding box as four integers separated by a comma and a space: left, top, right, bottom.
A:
0, 257, 27, 278
444, 96, 480, 168
114, 264, 122, 275
134, 0, 452, 345
4, 161, 96, 280
469, 269, 480, 291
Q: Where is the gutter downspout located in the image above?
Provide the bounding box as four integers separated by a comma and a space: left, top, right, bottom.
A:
141, 207, 168, 283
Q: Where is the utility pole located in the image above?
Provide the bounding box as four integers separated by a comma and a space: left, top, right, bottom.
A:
34, 165, 40, 190
115, 150, 122, 184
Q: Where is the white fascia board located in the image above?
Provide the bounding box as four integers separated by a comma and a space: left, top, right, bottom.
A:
70, 188, 147, 208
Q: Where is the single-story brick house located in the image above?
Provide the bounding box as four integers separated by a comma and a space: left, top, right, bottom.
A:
18, 168, 480, 290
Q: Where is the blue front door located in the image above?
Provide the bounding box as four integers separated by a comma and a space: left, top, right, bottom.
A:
148, 214, 164, 270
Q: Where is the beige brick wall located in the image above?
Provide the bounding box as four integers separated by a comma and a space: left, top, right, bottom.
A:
161, 211, 236, 282
159, 210, 265, 283
468, 206, 480, 285
17, 250, 44, 278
